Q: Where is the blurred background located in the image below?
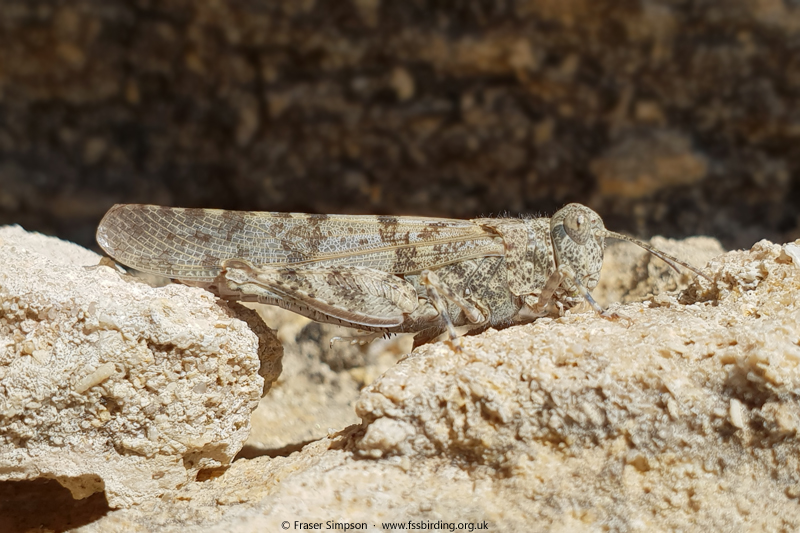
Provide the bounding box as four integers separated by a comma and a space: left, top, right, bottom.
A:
1, 0, 799, 250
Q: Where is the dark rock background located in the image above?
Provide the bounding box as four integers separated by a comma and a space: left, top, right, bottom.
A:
1, 0, 799, 250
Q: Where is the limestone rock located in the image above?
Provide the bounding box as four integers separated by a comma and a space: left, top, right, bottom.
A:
9, 233, 800, 532
0, 226, 278, 508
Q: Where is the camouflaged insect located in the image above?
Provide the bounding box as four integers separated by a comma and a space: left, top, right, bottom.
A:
96, 204, 710, 348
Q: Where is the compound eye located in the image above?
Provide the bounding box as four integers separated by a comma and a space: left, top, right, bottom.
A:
564, 212, 590, 244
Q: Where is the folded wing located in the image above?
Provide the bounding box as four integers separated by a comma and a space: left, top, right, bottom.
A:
97, 204, 504, 281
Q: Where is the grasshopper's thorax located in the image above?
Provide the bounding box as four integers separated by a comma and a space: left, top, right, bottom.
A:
549, 204, 606, 291
520, 217, 557, 291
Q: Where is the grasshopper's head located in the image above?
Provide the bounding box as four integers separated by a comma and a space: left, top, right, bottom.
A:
550, 203, 711, 292
549, 204, 607, 291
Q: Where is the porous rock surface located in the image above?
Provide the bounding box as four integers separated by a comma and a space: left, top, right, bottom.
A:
6, 231, 800, 532
0, 226, 280, 509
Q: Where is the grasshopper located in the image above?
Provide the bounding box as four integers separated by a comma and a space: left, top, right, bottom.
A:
96, 204, 710, 348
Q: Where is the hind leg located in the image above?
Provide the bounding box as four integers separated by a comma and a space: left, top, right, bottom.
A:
419, 269, 487, 351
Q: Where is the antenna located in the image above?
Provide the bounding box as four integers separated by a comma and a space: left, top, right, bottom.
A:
599, 230, 713, 282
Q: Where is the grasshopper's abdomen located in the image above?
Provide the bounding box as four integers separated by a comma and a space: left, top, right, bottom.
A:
403, 256, 522, 331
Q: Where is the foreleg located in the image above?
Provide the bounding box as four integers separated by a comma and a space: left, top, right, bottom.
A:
524, 265, 630, 324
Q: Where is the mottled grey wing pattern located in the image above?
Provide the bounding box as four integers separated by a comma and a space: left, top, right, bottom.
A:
96, 204, 505, 282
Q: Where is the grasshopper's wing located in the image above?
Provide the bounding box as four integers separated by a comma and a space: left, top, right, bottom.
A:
97, 204, 504, 282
